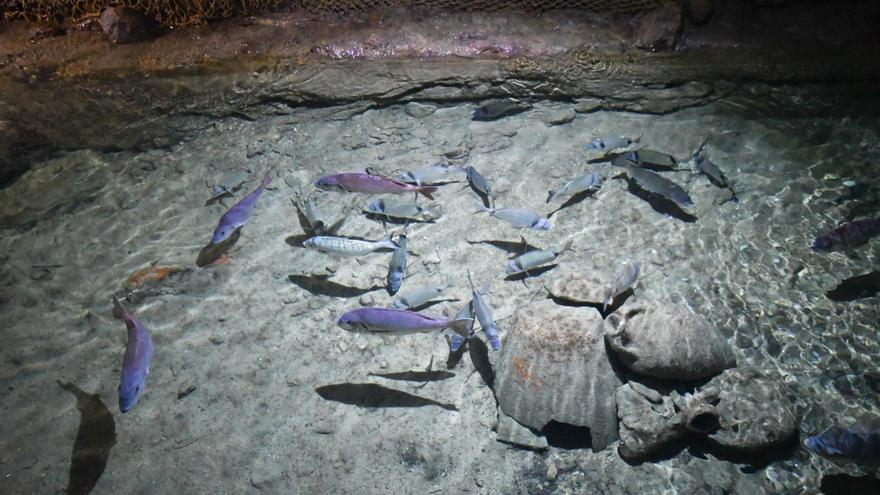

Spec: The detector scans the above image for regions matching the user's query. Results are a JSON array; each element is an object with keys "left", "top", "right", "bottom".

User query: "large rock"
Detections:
[
  {"left": 604, "top": 300, "right": 736, "bottom": 380},
  {"left": 100, "top": 7, "right": 158, "bottom": 44},
  {"left": 633, "top": 1, "right": 683, "bottom": 51},
  {"left": 707, "top": 367, "right": 798, "bottom": 450},
  {"left": 494, "top": 300, "right": 622, "bottom": 451}
]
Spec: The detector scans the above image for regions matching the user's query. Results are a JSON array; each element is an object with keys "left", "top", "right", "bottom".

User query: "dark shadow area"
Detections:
[
  {"left": 624, "top": 179, "right": 697, "bottom": 223},
  {"left": 821, "top": 473, "right": 880, "bottom": 495},
  {"left": 688, "top": 432, "right": 801, "bottom": 472},
  {"left": 58, "top": 381, "right": 117, "bottom": 495},
  {"left": 284, "top": 234, "right": 312, "bottom": 248},
  {"left": 315, "top": 383, "right": 457, "bottom": 411},
  {"left": 468, "top": 338, "right": 495, "bottom": 388},
  {"left": 542, "top": 421, "right": 592, "bottom": 450},
  {"left": 446, "top": 337, "right": 468, "bottom": 369},
  {"left": 546, "top": 289, "right": 633, "bottom": 319},
  {"left": 287, "top": 274, "right": 382, "bottom": 298},
  {"left": 471, "top": 100, "right": 532, "bottom": 121},
  {"left": 407, "top": 298, "right": 460, "bottom": 312},
  {"left": 466, "top": 239, "right": 540, "bottom": 257},
  {"left": 548, "top": 189, "right": 598, "bottom": 218},
  {"left": 826, "top": 271, "right": 880, "bottom": 301},
  {"left": 195, "top": 227, "right": 241, "bottom": 267},
  {"left": 504, "top": 264, "right": 558, "bottom": 282},
  {"left": 368, "top": 370, "right": 455, "bottom": 382}
]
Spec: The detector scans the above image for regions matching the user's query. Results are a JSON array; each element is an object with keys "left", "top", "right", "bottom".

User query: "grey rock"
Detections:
[
  {"left": 541, "top": 108, "right": 576, "bottom": 126},
  {"left": 496, "top": 409, "right": 548, "bottom": 450},
  {"left": 633, "top": 1, "right": 683, "bottom": 52},
  {"left": 574, "top": 98, "right": 603, "bottom": 113},
  {"left": 685, "top": 0, "right": 715, "bottom": 25},
  {"left": 544, "top": 263, "right": 609, "bottom": 305},
  {"left": 494, "top": 300, "right": 621, "bottom": 451},
  {"left": 616, "top": 382, "right": 685, "bottom": 461},
  {"left": 707, "top": 368, "right": 798, "bottom": 450},
  {"left": 604, "top": 300, "right": 736, "bottom": 380},
  {"left": 404, "top": 102, "right": 437, "bottom": 118},
  {"left": 100, "top": 7, "right": 158, "bottom": 45}
]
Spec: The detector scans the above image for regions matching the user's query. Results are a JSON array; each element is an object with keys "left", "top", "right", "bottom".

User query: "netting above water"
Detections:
[{"left": 5, "top": 0, "right": 667, "bottom": 26}]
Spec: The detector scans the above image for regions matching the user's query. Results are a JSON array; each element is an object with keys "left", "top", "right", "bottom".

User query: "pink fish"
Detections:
[
  {"left": 314, "top": 172, "right": 437, "bottom": 200},
  {"left": 211, "top": 171, "right": 273, "bottom": 244},
  {"left": 112, "top": 297, "right": 154, "bottom": 413}
]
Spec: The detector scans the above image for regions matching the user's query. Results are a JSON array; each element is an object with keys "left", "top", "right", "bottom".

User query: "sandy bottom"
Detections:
[{"left": 1, "top": 91, "right": 879, "bottom": 494}]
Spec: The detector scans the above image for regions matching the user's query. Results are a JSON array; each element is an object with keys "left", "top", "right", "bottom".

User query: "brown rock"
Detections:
[
  {"left": 100, "top": 7, "right": 158, "bottom": 44},
  {"left": 633, "top": 1, "right": 683, "bottom": 52}
]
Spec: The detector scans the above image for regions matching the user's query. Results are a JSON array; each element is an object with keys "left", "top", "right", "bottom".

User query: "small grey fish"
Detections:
[
  {"left": 506, "top": 240, "right": 574, "bottom": 275},
  {"left": 304, "top": 234, "right": 398, "bottom": 257},
  {"left": 465, "top": 166, "right": 496, "bottom": 199},
  {"left": 449, "top": 300, "right": 475, "bottom": 352},
  {"left": 692, "top": 141, "right": 730, "bottom": 189},
  {"left": 625, "top": 149, "right": 678, "bottom": 170},
  {"left": 468, "top": 272, "right": 500, "bottom": 351},
  {"left": 625, "top": 165, "right": 694, "bottom": 209},
  {"left": 475, "top": 203, "right": 551, "bottom": 230},
  {"left": 209, "top": 170, "right": 249, "bottom": 200},
  {"left": 398, "top": 164, "right": 465, "bottom": 186},
  {"left": 585, "top": 135, "right": 638, "bottom": 152},
  {"left": 364, "top": 199, "right": 441, "bottom": 222},
  {"left": 547, "top": 171, "right": 605, "bottom": 203},
  {"left": 392, "top": 284, "right": 449, "bottom": 309},
  {"left": 387, "top": 232, "right": 408, "bottom": 295},
  {"left": 602, "top": 261, "right": 640, "bottom": 310}
]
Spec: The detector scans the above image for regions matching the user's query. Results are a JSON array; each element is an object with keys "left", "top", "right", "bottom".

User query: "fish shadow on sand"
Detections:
[
  {"left": 196, "top": 227, "right": 242, "bottom": 267},
  {"left": 285, "top": 234, "right": 313, "bottom": 248},
  {"left": 504, "top": 264, "right": 558, "bottom": 283},
  {"left": 288, "top": 274, "right": 382, "bottom": 298},
  {"left": 548, "top": 190, "right": 598, "bottom": 218},
  {"left": 466, "top": 239, "right": 541, "bottom": 258},
  {"left": 546, "top": 289, "right": 634, "bottom": 318},
  {"left": 624, "top": 180, "right": 697, "bottom": 223},
  {"left": 315, "top": 383, "right": 457, "bottom": 411},
  {"left": 826, "top": 271, "right": 880, "bottom": 302},
  {"left": 407, "top": 298, "right": 460, "bottom": 312},
  {"left": 468, "top": 338, "right": 495, "bottom": 388},
  {"left": 368, "top": 370, "right": 455, "bottom": 382},
  {"left": 58, "top": 381, "right": 116, "bottom": 495}
]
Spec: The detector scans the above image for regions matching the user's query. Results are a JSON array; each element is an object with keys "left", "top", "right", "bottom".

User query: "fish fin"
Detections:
[
  {"left": 112, "top": 296, "right": 126, "bottom": 320},
  {"left": 546, "top": 189, "right": 558, "bottom": 203},
  {"left": 418, "top": 187, "right": 438, "bottom": 200},
  {"left": 601, "top": 288, "right": 613, "bottom": 312},
  {"left": 260, "top": 170, "right": 274, "bottom": 189},
  {"left": 448, "top": 318, "right": 475, "bottom": 338},
  {"left": 473, "top": 202, "right": 491, "bottom": 214}
]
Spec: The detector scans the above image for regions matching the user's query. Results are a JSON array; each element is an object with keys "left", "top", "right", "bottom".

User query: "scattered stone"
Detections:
[
  {"left": 494, "top": 300, "right": 621, "bottom": 451},
  {"left": 541, "top": 108, "right": 576, "bottom": 126},
  {"left": 209, "top": 335, "right": 225, "bottom": 345},
  {"left": 546, "top": 460, "right": 558, "bottom": 481},
  {"left": 404, "top": 102, "right": 437, "bottom": 118},
  {"left": 633, "top": 1, "right": 683, "bottom": 51},
  {"left": 685, "top": 0, "right": 715, "bottom": 25},
  {"left": 604, "top": 300, "right": 736, "bottom": 380},
  {"left": 616, "top": 381, "right": 685, "bottom": 461},
  {"left": 707, "top": 368, "right": 798, "bottom": 451},
  {"left": 574, "top": 98, "right": 603, "bottom": 113},
  {"left": 100, "top": 7, "right": 158, "bottom": 44},
  {"left": 496, "top": 409, "right": 548, "bottom": 450},
  {"left": 358, "top": 294, "right": 374, "bottom": 306},
  {"left": 544, "top": 263, "right": 609, "bottom": 305}
]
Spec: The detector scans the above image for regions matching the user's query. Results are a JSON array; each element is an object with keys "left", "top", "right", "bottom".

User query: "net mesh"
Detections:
[{"left": 3, "top": 0, "right": 667, "bottom": 26}]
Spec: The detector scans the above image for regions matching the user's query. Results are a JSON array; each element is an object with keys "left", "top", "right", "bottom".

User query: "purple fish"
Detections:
[
  {"left": 812, "top": 218, "right": 880, "bottom": 251},
  {"left": 112, "top": 297, "right": 154, "bottom": 413},
  {"left": 806, "top": 426, "right": 880, "bottom": 459},
  {"left": 314, "top": 172, "right": 438, "bottom": 200},
  {"left": 211, "top": 171, "right": 273, "bottom": 244},
  {"left": 337, "top": 307, "right": 472, "bottom": 337}
]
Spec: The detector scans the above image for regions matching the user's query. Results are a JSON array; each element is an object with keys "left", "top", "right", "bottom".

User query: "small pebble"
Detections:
[
  {"left": 546, "top": 461, "right": 558, "bottom": 481},
  {"left": 359, "top": 294, "right": 374, "bottom": 306}
]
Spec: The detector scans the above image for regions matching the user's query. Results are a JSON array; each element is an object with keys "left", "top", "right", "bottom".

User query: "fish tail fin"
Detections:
[
  {"left": 260, "top": 170, "right": 274, "bottom": 189},
  {"left": 601, "top": 288, "right": 613, "bottom": 312},
  {"left": 448, "top": 318, "right": 474, "bottom": 338},
  {"left": 473, "top": 202, "right": 491, "bottom": 214},
  {"left": 112, "top": 296, "right": 126, "bottom": 320},
  {"left": 562, "top": 238, "right": 574, "bottom": 253},
  {"left": 546, "top": 189, "right": 558, "bottom": 203},
  {"left": 383, "top": 232, "right": 400, "bottom": 249},
  {"left": 418, "top": 187, "right": 438, "bottom": 200}
]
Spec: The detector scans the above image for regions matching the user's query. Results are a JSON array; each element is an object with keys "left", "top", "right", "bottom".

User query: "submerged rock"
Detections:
[
  {"left": 544, "top": 264, "right": 608, "bottom": 305},
  {"left": 541, "top": 108, "right": 576, "bottom": 126},
  {"left": 633, "top": 1, "right": 683, "bottom": 51},
  {"left": 404, "top": 102, "right": 437, "bottom": 118},
  {"left": 604, "top": 301, "right": 736, "bottom": 380},
  {"left": 494, "top": 300, "right": 621, "bottom": 451},
  {"left": 707, "top": 368, "right": 798, "bottom": 451},
  {"left": 100, "top": 7, "right": 158, "bottom": 44}
]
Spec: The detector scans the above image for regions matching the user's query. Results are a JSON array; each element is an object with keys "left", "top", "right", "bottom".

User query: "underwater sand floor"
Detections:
[{"left": 1, "top": 93, "right": 879, "bottom": 494}]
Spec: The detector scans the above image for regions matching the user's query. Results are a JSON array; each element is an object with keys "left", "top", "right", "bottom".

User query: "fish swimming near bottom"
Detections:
[
  {"left": 806, "top": 426, "right": 880, "bottom": 459},
  {"left": 468, "top": 272, "right": 501, "bottom": 351},
  {"left": 547, "top": 172, "right": 605, "bottom": 203},
  {"left": 475, "top": 204, "right": 551, "bottom": 230},
  {"left": 449, "top": 300, "right": 476, "bottom": 352},
  {"left": 314, "top": 172, "right": 438, "bottom": 199},
  {"left": 304, "top": 234, "right": 398, "bottom": 257},
  {"left": 472, "top": 100, "right": 532, "bottom": 121},
  {"left": 392, "top": 284, "right": 449, "bottom": 310},
  {"left": 812, "top": 218, "right": 880, "bottom": 251},
  {"left": 585, "top": 135, "right": 638, "bottom": 153},
  {"left": 112, "top": 297, "right": 154, "bottom": 413},
  {"left": 692, "top": 142, "right": 730, "bottom": 189},
  {"left": 602, "top": 261, "right": 640, "bottom": 311},
  {"left": 210, "top": 171, "right": 273, "bottom": 244},
  {"left": 615, "top": 149, "right": 678, "bottom": 170},
  {"left": 337, "top": 307, "right": 472, "bottom": 337},
  {"left": 625, "top": 165, "right": 694, "bottom": 209},
  {"left": 506, "top": 240, "right": 574, "bottom": 275},
  {"left": 364, "top": 198, "right": 442, "bottom": 222},
  {"left": 386, "top": 232, "right": 408, "bottom": 295},
  {"left": 398, "top": 164, "right": 465, "bottom": 186},
  {"left": 465, "top": 166, "right": 497, "bottom": 200}
]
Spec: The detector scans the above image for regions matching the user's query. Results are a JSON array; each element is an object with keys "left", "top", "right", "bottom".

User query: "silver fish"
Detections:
[
  {"left": 209, "top": 170, "right": 249, "bottom": 200},
  {"left": 387, "top": 233, "right": 408, "bottom": 295},
  {"left": 693, "top": 141, "right": 730, "bottom": 189},
  {"left": 585, "top": 135, "right": 638, "bottom": 152},
  {"left": 392, "top": 284, "right": 449, "bottom": 309},
  {"left": 398, "top": 164, "right": 464, "bottom": 186},
  {"left": 364, "top": 198, "right": 441, "bottom": 222},
  {"left": 505, "top": 240, "right": 573, "bottom": 275},
  {"left": 465, "top": 166, "right": 496, "bottom": 199},
  {"left": 304, "top": 234, "right": 398, "bottom": 257},
  {"left": 449, "top": 300, "right": 475, "bottom": 352},
  {"left": 625, "top": 165, "right": 694, "bottom": 208},
  {"left": 602, "top": 261, "right": 640, "bottom": 310},
  {"left": 475, "top": 203, "right": 551, "bottom": 230},
  {"left": 547, "top": 171, "right": 605, "bottom": 203},
  {"left": 468, "top": 272, "right": 500, "bottom": 351}
]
